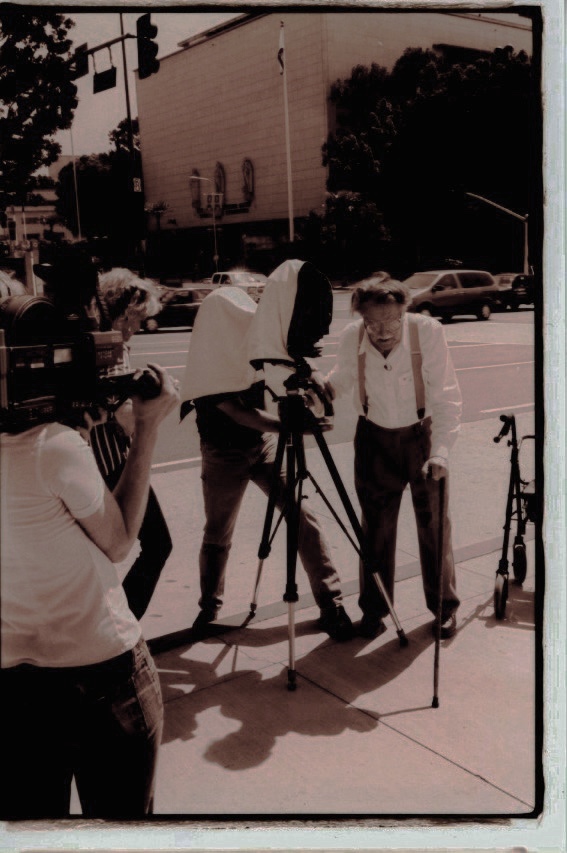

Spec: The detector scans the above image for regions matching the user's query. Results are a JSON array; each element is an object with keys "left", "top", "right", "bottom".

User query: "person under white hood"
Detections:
[
  {"left": 248, "top": 258, "right": 333, "bottom": 408},
  {"left": 180, "top": 277, "right": 353, "bottom": 641}
]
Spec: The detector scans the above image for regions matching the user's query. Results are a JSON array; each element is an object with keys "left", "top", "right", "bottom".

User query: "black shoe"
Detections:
[
  {"left": 318, "top": 605, "right": 354, "bottom": 642},
  {"left": 358, "top": 613, "right": 387, "bottom": 639},
  {"left": 432, "top": 613, "right": 457, "bottom": 639},
  {"left": 192, "top": 609, "right": 218, "bottom": 634}
]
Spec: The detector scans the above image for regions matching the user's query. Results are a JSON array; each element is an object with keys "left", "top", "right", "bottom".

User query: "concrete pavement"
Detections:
[{"left": 134, "top": 408, "right": 539, "bottom": 820}]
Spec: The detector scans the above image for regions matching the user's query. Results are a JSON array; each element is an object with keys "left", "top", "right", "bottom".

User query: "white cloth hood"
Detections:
[
  {"left": 180, "top": 286, "right": 258, "bottom": 404},
  {"left": 247, "top": 259, "right": 304, "bottom": 367}
]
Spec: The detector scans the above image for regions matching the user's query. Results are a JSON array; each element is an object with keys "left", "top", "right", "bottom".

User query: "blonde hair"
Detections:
[{"left": 98, "top": 268, "right": 161, "bottom": 321}]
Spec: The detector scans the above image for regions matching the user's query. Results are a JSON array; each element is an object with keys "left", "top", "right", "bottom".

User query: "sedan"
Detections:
[
  {"left": 493, "top": 273, "right": 535, "bottom": 310},
  {"left": 142, "top": 284, "right": 214, "bottom": 331}
]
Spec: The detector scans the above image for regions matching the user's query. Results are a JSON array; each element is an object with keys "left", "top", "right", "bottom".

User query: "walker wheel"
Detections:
[
  {"left": 494, "top": 573, "right": 508, "bottom": 619},
  {"left": 512, "top": 542, "right": 527, "bottom": 584}
]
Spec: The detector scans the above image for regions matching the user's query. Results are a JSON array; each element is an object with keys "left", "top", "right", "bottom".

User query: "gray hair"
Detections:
[
  {"left": 351, "top": 272, "right": 411, "bottom": 313},
  {"left": 98, "top": 268, "right": 161, "bottom": 322}
]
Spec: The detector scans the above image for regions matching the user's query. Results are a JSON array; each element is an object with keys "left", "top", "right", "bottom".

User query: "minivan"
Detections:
[{"left": 404, "top": 269, "right": 499, "bottom": 321}]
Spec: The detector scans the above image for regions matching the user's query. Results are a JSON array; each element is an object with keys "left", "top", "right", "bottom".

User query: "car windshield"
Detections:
[{"left": 404, "top": 273, "right": 438, "bottom": 290}]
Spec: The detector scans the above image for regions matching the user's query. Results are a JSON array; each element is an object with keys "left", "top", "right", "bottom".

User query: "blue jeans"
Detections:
[
  {"left": 0, "top": 638, "right": 163, "bottom": 819},
  {"left": 199, "top": 435, "right": 344, "bottom": 614}
]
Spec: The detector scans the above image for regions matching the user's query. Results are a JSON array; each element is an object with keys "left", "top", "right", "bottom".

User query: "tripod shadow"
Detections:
[{"left": 157, "top": 621, "right": 431, "bottom": 771}]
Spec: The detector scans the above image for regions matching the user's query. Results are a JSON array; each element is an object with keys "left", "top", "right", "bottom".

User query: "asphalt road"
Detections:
[{"left": 130, "top": 293, "right": 535, "bottom": 469}]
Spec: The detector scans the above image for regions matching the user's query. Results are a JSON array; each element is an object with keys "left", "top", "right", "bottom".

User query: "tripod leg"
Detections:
[
  {"left": 432, "top": 476, "right": 446, "bottom": 708},
  {"left": 285, "top": 433, "right": 301, "bottom": 691},
  {"left": 311, "top": 425, "right": 408, "bottom": 647},
  {"left": 249, "top": 428, "right": 288, "bottom": 618}
]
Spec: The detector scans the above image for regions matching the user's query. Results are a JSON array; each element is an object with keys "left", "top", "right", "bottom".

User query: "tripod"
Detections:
[{"left": 248, "top": 365, "right": 408, "bottom": 691}]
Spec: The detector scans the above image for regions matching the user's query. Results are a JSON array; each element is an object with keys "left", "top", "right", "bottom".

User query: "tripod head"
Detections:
[{"left": 252, "top": 355, "right": 334, "bottom": 431}]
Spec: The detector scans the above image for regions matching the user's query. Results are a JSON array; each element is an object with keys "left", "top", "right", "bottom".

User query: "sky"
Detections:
[{"left": 56, "top": 11, "right": 241, "bottom": 156}]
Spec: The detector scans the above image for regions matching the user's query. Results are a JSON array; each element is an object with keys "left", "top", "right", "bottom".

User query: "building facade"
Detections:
[{"left": 136, "top": 10, "right": 532, "bottom": 274}]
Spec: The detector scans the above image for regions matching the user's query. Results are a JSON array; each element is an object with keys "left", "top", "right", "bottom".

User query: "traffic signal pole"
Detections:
[{"left": 69, "top": 14, "right": 160, "bottom": 272}]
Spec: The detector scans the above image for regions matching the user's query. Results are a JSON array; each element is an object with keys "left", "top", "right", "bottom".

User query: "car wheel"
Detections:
[
  {"left": 477, "top": 302, "right": 491, "bottom": 321},
  {"left": 418, "top": 306, "right": 433, "bottom": 317},
  {"left": 144, "top": 317, "right": 159, "bottom": 333}
]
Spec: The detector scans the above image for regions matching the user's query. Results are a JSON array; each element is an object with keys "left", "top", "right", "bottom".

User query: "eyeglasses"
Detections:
[{"left": 364, "top": 318, "right": 403, "bottom": 334}]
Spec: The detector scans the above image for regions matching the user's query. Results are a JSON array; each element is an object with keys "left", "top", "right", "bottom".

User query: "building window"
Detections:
[
  {"left": 214, "top": 162, "right": 226, "bottom": 199},
  {"left": 242, "top": 159, "right": 255, "bottom": 203}
]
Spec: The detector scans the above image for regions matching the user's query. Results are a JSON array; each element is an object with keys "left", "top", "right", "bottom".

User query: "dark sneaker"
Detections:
[
  {"left": 318, "top": 605, "right": 354, "bottom": 641},
  {"left": 432, "top": 613, "right": 457, "bottom": 639},
  {"left": 358, "top": 613, "right": 387, "bottom": 639},
  {"left": 192, "top": 609, "right": 218, "bottom": 633}
]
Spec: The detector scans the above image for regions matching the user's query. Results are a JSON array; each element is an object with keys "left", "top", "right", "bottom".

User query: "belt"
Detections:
[
  {"left": 2, "top": 637, "right": 145, "bottom": 680},
  {"left": 358, "top": 415, "right": 431, "bottom": 436}
]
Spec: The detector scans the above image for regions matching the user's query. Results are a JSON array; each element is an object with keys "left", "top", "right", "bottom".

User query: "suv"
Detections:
[
  {"left": 494, "top": 273, "right": 535, "bottom": 310},
  {"left": 404, "top": 269, "right": 499, "bottom": 321}
]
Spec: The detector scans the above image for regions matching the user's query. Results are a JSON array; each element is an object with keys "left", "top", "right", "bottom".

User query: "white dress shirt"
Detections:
[{"left": 328, "top": 314, "right": 462, "bottom": 460}]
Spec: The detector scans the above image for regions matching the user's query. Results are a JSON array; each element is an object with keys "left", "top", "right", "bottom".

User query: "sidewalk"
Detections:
[{"left": 136, "top": 410, "right": 539, "bottom": 819}]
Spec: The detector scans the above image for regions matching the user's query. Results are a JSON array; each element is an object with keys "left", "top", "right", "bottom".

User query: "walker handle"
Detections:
[{"left": 494, "top": 414, "right": 514, "bottom": 443}]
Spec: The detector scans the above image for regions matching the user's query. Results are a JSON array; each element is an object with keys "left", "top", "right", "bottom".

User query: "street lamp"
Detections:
[
  {"left": 465, "top": 192, "right": 529, "bottom": 275},
  {"left": 189, "top": 175, "right": 219, "bottom": 272}
]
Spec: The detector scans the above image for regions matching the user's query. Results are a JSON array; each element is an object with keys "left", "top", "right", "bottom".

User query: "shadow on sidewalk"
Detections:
[{"left": 157, "top": 622, "right": 435, "bottom": 771}]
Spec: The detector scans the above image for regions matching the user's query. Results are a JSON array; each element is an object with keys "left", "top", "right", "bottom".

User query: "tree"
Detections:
[
  {"left": 0, "top": 10, "right": 78, "bottom": 209},
  {"left": 109, "top": 116, "right": 140, "bottom": 155},
  {"left": 320, "top": 45, "right": 535, "bottom": 272}
]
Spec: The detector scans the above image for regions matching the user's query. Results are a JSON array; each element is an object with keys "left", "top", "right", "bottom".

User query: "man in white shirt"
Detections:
[{"left": 326, "top": 274, "right": 462, "bottom": 639}]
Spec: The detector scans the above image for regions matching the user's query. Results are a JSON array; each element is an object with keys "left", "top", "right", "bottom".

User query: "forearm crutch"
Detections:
[{"left": 432, "top": 475, "right": 446, "bottom": 709}]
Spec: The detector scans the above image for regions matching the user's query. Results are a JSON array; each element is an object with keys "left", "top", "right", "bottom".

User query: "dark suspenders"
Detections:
[{"left": 358, "top": 316, "right": 425, "bottom": 421}]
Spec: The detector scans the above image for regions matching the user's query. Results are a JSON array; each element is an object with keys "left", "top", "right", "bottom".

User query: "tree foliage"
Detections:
[
  {"left": 0, "top": 10, "right": 78, "bottom": 208},
  {"left": 109, "top": 116, "right": 140, "bottom": 155},
  {"left": 318, "top": 45, "right": 535, "bottom": 273},
  {"left": 55, "top": 141, "right": 144, "bottom": 266}
]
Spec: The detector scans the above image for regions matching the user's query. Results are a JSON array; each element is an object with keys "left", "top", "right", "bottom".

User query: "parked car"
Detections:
[
  {"left": 142, "top": 284, "right": 213, "bottom": 331},
  {"left": 493, "top": 273, "right": 535, "bottom": 310},
  {"left": 404, "top": 269, "right": 499, "bottom": 321},
  {"left": 211, "top": 271, "right": 267, "bottom": 302}
]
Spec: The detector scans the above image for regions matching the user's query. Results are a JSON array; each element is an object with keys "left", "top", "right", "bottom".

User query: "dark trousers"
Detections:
[
  {"left": 105, "top": 463, "right": 172, "bottom": 620},
  {"left": 123, "top": 487, "right": 173, "bottom": 620},
  {"left": 0, "top": 638, "right": 163, "bottom": 820},
  {"left": 198, "top": 436, "right": 343, "bottom": 614},
  {"left": 354, "top": 416, "right": 460, "bottom": 621}
]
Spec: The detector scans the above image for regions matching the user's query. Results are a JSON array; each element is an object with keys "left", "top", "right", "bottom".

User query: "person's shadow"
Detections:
[{"left": 156, "top": 618, "right": 434, "bottom": 771}]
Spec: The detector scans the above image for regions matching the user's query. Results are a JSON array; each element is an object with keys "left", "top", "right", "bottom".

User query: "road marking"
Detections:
[
  {"left": 455, "top": 360, "right": 533, "bottom": 371},
  {"left": 152, "top": 455, "right": 202, "bottom": 469},
  {"left": 481, "top": 403, "right": 534, "bottom": 413}
]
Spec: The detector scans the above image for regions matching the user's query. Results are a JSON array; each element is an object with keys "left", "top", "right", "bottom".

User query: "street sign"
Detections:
[{"left": 93, "top": 66, "right": 117, "bottom": 93}]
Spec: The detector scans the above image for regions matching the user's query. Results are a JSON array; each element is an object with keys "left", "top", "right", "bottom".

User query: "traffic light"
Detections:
[
  {"left": 71, "top": 43, "right": 89, "bottom": 79},
  {"left": 7, "top": 219, "right": 16, "bottom": 241},
  {"left": 136, "top": 14, "right": 159, "bottom": 80}
]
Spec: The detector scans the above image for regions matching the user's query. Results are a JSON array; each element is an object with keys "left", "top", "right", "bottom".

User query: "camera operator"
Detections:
[
  {"left": 1, "top": 318, "right": 179, "bottom": 816},
  {"left": 180, "top": 262, "right": 353, "bottom": 641},
  {"left": 87, "top": 268, "right": 173, "bottom": 620},
  {"left": 325, "top": 274, "right": 461, "bottom": 639}
]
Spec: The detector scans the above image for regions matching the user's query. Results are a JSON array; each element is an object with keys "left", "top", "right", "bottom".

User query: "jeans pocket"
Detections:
[{"left": 110, "top": 647, "right": 163, "bottom": 739}]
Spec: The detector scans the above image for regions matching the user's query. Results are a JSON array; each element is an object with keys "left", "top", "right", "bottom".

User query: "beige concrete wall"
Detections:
[
  {"left": 136, "top": 11, "right": 532, "bottom": 233},
  {"left": 137, "top": 13, "right": 330, "bottom": 229}
]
